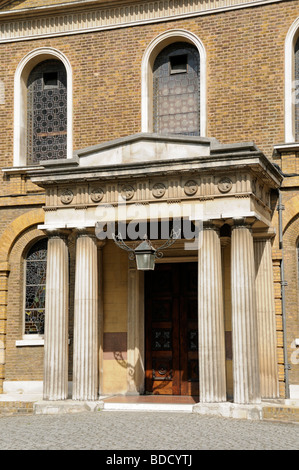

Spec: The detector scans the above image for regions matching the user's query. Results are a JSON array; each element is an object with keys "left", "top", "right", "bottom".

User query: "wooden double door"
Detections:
[{"left": 145, "top": 263, "right": 199, "bottom": 396}]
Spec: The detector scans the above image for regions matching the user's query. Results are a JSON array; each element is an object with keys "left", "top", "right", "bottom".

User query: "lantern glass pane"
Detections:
[{"left": 136, "top": 253, "right": 156, "bottom": 270}]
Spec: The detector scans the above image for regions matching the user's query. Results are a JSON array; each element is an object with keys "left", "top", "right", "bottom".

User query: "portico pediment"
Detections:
[
  {"left": 28, "top": 133, "right": 282, "bottom": 232},
  {"left": 74, "top": 133, "right": 214, "bottom": 168}
]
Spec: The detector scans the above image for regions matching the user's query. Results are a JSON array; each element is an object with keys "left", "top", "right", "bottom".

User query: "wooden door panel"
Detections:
[{"left": 145, "top": 263, "right": 198, "bottom": 396}]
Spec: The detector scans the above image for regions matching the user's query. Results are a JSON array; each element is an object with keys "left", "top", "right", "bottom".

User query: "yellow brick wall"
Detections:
[
  {"left": 0, "top": 0, "right": 79, "bottom": 10},
  {"left": 102, "top": 241, "right": 128, "bottom": 395},
  {"left": 5, "top": 228, "right": 45, "bottom": 382},
  {"left": 1, "top": 0, "right": 299, "bottom": 395},
  {"left": 1, "top": 2, "right": 299, "bottom": 174}
]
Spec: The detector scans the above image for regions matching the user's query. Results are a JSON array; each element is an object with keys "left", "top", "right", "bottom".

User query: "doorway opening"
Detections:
[{"left": 145, "top": 263, "right": 199, "bottom": 396}]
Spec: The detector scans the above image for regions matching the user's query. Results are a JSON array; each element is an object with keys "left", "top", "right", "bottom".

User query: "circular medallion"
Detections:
[
  {"left": 184, "top": 180, "right": 198, "bottom": 196},
  {"left": 121, "top": 185, "right": 135, "bottom": 201},
  {"left": 218, "top": 177, "right": 233, "bottom": 193},
  {"left": 90, "top": 188, "right": 104, "bottom": 203},
  {"left": 60, "top": 189, "right": 74, "bottom": 204},
  {"left": 152, "top": 183, "right": 166, "bottom": 198}
]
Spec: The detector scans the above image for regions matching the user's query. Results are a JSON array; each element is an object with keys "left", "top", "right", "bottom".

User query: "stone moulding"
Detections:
[
  {"left": 41, "top": 173, "right": 273, "bottom": 214},
  {"left": 0, "top": 0, "right": 283, "bottom": 44},
  {"left": 25, "top": 134, "right": 282, "bottom": 230}
]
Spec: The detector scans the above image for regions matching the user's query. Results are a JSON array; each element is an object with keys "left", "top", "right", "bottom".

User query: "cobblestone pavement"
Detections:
[{"left": 0, "top": 411, "right": 298, "bottom": 451}]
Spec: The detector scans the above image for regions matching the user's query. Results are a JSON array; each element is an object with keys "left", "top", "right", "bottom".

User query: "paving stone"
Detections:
[{"left": 0, "top": 411, "right": 298, "bottom": 450}]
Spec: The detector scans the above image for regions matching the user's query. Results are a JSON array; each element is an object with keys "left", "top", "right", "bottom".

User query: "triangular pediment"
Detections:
[
  {"left": 74, "top": 133, "right": 217, "bottom": 168},
  {"left": 36, "top": 133, "right": 282, "bottom": 191}
]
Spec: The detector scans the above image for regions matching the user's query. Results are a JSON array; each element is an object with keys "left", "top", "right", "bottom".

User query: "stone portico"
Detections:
[{"left": 28, "top": 133, "right": 282, "bottom": 405}]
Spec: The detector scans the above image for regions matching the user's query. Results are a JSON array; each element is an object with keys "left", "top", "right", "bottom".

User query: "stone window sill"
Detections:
[
  {"left": 16, "top": 338, "right": 44, "bottom": 347},
  {"left": 15, "top": 338, "right": 71, "bottom": 347}
]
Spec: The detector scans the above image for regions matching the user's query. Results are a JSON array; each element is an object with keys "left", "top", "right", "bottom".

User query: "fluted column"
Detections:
[
  {"left": 198, "top": 223, "right": 226, "bottom": 402},
  {"left": 127, "top": 260, "right": 144, "bottom": 394},
  {"left": 72, "top": 230, "right": 98, "bottom": 401},
  {"left": 43, "top": 231, "right": 69, "bottom": 401},
  {"left": 231, "top": 221, "right": 261, "bottom": 404},
  {"left": 254, "top": 238, "right": 279, "bottom": 398}
]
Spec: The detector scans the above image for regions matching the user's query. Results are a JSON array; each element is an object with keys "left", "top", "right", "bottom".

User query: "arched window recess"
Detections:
[
  {"left": 141, "top": 29, "right": 206, "bottom": 138},
  {"left": 13, "top": 48, "right": 73, "bottom": 167}
]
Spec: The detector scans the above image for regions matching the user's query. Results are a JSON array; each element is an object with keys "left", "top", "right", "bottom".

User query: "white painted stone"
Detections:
[
  {"left": 72, "top": 232, "right": 98, "bottom": 401},
  {"left": 254, "top": 239, "right": 279, "bottom": 399},
  {"left": 78, "top": 136, "right": 210, "bottom": 167},
  {"left": 290, "top": 385, "right": 299, "bottom": 399},
  {"left": 231, "top": 223, "right": 261, "bottom": 404},
  {"left": 43, "top": 233, "right": 69, "bottom": 401},
  {"left": 198, "top": 225, "right": 226, "bottom": 402},
  {"left": 3, "top": 380, "right": 43, "bottom": 395}
]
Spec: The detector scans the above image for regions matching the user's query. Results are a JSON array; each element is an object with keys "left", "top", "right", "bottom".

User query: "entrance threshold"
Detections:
[{"left": 102, "top": 395, "right": 199, "bottom": 412}]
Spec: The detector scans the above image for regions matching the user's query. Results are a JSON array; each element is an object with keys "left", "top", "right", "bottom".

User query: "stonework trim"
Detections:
[
  {"left": 285, "top": 15, "right": 299, "bottom": 143},
  {"left": 0, "top": 208, "right": 45, "bottom": 263},
  {"left": 0, "top": 0, "right": 284, "bottom": 44},
  {"left": 141, "top": 29, "right": 207, "bottom": 137},
  {"left": 13, "top": 47, "right": 73, "bottom": 167}
]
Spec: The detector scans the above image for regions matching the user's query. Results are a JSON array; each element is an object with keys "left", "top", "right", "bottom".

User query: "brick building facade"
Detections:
[{"left": 0, "top": 0, "right": 298, "bottom": 405}]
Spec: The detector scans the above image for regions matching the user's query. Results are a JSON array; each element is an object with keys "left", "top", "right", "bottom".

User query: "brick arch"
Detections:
[
  {"left": 282, "top": 195, "right": 299, "bottom": 234},
  {"left": 0, "top": 209, "right": 44, "bottom": 264}
]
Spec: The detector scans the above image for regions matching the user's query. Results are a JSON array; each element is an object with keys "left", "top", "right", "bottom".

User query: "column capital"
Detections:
[
  {"left": 44, "top": 228, "right": 70, "bottom": 240},
  {"left": 231, "top": 218, "right": 253, "bottom": 231},
  {"left": 73, "top": 227, "right": 97, "bottom": 239},
  {"left": 202, "top": 220, "right": 220, "bottom": 233}
]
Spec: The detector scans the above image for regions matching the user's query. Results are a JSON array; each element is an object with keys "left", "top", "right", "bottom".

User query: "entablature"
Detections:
[
  {"left": 26, "top": 133, "right": 282, "bottom": 231},
  {"left": 0, "top": 0, "right": 284, "bottom": 44}
]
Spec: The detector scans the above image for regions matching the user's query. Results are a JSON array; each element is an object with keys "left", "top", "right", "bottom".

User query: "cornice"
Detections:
[{"left": 0, "top": 0, "right": 284, "bottom": 43}]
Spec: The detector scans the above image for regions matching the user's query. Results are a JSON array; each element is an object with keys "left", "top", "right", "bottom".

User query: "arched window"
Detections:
[
  {"left": 14, "top": 48, "right": 73, "bottom": 167},
  {"left": 24, "top": 238, "right": 47, "bottom": 336},
  {"left": 27, "top": 60, "right": 67, "bottom": 165},
  {"left": 295, "top": 37, "right": 299, "bottom": 141},
  {"left": 141, "top": 30, "right": 206, "bottom": 137},
  {"left": 153, "top": 42, "right": 200, "bottom": 136}
]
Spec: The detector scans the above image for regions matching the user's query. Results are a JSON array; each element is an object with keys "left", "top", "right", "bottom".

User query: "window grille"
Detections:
[
  {"left": 153, "top": 43, "right": 200, "bottom": 136},
  {"left": 24, "top": 239, "right": 47, "bottom": 335},
  {"left": 27, "top": 60, "right": 67, "bottom": 165}
]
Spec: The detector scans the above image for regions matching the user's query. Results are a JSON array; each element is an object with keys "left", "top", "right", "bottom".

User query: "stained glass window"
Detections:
[
  {"left": 27, "top": 59, "right": 67, "bottom": 165},
  {"left": 24, "top": 239, "right": 47, "bottom": 335},
  {"left": 153, "top": 43, "right": 200, "bottom": 136}
]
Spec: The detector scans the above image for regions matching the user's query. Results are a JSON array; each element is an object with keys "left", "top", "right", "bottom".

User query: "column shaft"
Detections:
[
  {"left": 254, "top": 239, "right": 279, "bottom": 398},
  {"left": 198, "top": 225, "right": 226, "bottom": 402},
  {"left": 43, "top": 234, "right": 69, "bottom": 400},
  {"left": 231, "top": 224, "right": 261, "bottom": 404},
  {"left": 127, "top": 261, "right": 144, "bottom": 394},
  {"left": 73, "top": 232, "right": 98, "bottom": 401}
]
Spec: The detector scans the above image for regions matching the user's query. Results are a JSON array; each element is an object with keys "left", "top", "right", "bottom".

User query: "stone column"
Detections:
[
  {"left": 231, "top": 221, "right": 261, "bottom": 404},
  {"left": 254, "top": 238, "right": 279, "bottom": 398},
  {"left": 43, "top": 231, "right": 69, "bottom": 401},
  {"left": 198, "top": 223, "right": 226, "bottom": 402},
  {"left": 127, "top": 260, "right": 145, "bottom": 394},
  {"left": 72, "top": 230, "right": 98, "bottom": 401}
]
